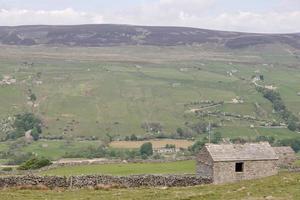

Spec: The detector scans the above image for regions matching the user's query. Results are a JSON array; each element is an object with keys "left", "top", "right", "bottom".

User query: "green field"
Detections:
[
  {"left": 215, "top": 127, "right": 300, "bottom": 140},
  {"left": 0, "top": 172, "right": 299, "bottom": 200},
  {"left": 0, "top": 140, "right": 102, "bottom": 161},
  {"left": 40, "top": 160, "right": 195, "bottom": 176}
]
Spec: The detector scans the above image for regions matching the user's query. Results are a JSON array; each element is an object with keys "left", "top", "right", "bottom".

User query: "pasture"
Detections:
[
  {"left": 0, "top": 172, "right": 299, "bottom": 200},
  {"left": 40, "top": 160, "right": 195, "bottom": 176},
  {"left": 0, "top": 140, "right": 102, "bottom": 161}
]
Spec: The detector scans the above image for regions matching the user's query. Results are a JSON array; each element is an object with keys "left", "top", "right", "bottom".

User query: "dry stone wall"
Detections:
[{"left": 0, "top": 175, "right": 211, "bottom": 189}]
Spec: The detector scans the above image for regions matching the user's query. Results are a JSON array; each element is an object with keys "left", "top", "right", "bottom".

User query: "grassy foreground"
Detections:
[
  {"left": 40, "top": 160, "right": 195, "bottom": 176},
  {"left": 0, "top": 172, "right": 299, "bottom": 200}
]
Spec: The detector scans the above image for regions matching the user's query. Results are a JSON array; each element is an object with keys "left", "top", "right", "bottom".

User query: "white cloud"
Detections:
[
  {"left": 102, "top": 0, "right": 300, "bottom": 33},
  {"left": 167, "top": 11, "right": 300, "bottom": 33},
  {"left": 0, "top": 8, "right": 103, "bottom": 26},
  {"left": 279, "top": 0, "right": 300, "bottom": 8}
]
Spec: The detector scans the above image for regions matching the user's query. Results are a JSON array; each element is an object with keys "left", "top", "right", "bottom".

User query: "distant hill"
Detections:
[{"left": 0, "top": 24, "right": 300, "bottom": 49}]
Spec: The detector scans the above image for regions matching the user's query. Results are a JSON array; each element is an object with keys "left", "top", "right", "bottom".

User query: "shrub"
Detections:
[
  {"left": 18, "top": 157, "right": 52, "bottom": 170},
  {"left": 140, "top": 142, "right": 153, "bottom": 157},
  {"left": 212, "top": 132, "right": 222, "bottom": 144},
  {"left": 287, "top": 121, "right": 297, "bottom": 131},
  {"left": 255, "top": 135, "right": 275, "bottom": 144},
  {"left": 165, "top": 144, "right": 176, "bottom": 149},
  {"left": 1, "top": 167, "right": 13, "bottom": 172}
]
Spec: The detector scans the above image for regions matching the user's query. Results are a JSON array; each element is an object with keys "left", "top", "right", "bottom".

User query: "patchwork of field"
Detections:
[
  {"left": 0, "top": 45, "right": 300, "bottom": 150},
  {"left": 0, "top": 172, "right": 299, "bottom": 200},
  {"left": 40, "top": 160, "right": 195, "bottom": 176},
  {"left": 109, "top": 139, "right": 193, "bottom": 149},
  {"left": 0, "top": 140, "right": 102, "bottom": 162}
]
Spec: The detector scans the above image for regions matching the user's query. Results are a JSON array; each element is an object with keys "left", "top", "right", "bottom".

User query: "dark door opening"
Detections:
[{"left": 235, "top": 162, "right": 244, "bottom": 172}]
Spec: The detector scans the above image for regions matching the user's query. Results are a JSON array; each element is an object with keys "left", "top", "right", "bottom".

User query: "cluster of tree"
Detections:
[
  {"left": 165, "top": 144, "right": 176, "bottom": 149},
  {"left": 255, "top": 135, "right": 275, "bottom": 144},
  {"left": 188, "top": 132, "right": 223, "bottom": 154},
  {"left": 124, "top": 134, "right": 138, "bottom": 141},
  {"left": 6, "top": 113, "right": 42, "bottom": 141},
  {"left": 277, "top": 138, "right": 300, "bottom": 152},
  {"left": 18, "top": 157, "right": 52, "bottom": 170},
  {"left": 63, "top": 143, "right": 154, "bottom": 160},
  {"left": 257, "top": 87, "right": 300, "bottom": 131},
  {"left": 1, "top": 152, "right": 34, "bottom": 165},
  {"left": 230, "top": 136, "right": 300, "bottom": 153},
  {"left": 187, "top": 121, "right": 208, "bottom": 135}
]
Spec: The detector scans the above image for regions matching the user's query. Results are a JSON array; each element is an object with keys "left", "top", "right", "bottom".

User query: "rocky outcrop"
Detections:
[{"left": 0, "top": 175, "right": 211, "bottom": 189}]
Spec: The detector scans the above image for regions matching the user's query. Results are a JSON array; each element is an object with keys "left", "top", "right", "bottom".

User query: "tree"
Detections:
[
  {"left": 288, "top": 120, "right": 297, "bottom": 131},
  {"left": 176, "top": 128, "right": 184, "bottom": 137},
  {"left": 259, "top": 75, "right": 264, "bottom": 81},
  {"left": 30, "top": 93, "right": 37, "bottom": 102},
  {"left": 140, "top": 142, "right": 153, "bottom": 157},
  {"left": 188, "top": 140, "right": 206, "bottom": 154},
  {"left": 6, "top": 113, "right": 42, "bottom": 140},
  {"left": 189, "top": 121, "right": 208, "bottom": 134},
  {"left": 212, "top": 132, "right": 222, "bottom": 144},
  {"left": 130, "top": 134, "right": 138, "bottom": 141}
]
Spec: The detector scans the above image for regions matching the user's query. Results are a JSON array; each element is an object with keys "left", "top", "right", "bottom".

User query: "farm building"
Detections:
[
  {"left": 273, "top": 146, "right": 296, "bottom": 167},
  {"left": 153, "top": 147, "right": 179, "bottom": 154},
  {"left": 196, "top": 142, "right": 278, "bottom": 184}
]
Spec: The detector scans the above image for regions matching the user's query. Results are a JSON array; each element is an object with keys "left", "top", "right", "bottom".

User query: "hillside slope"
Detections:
[{"left": 0, "top": 24, "right": 300, "bottom": 49}]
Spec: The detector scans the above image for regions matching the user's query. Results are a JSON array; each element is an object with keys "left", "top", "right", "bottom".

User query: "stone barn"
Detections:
[
  {"left": 196, "top": 142, "right": 278, "bottom": 184},
  {"left": 273, "top": 146, "right": 296, "bottom": 167}
]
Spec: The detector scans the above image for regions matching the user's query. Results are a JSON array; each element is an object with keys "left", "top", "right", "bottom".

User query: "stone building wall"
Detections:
[
  {"left": 213, "top": 160, "right": 278, "bottom": 184},
  {"left": 196, "top": 147, "right": 213, "bottom": 180}
]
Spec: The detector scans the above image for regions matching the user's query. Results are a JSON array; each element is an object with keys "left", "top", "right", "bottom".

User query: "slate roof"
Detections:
[{"left": 205, "top": 142, "right": 278, "bottom": 162}]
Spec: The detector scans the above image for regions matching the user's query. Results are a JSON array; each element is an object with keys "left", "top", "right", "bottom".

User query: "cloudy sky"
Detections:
[{"left": 0, "top": 0, "right": 299, "bottom": 33}]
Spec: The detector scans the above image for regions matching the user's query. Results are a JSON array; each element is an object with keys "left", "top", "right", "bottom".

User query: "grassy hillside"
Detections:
[
  {"left": 0, "top": 45, "right": 299, "bottom": 139},
  {"left": 0, "top": 172, "right": 299, "bottom": 200}
]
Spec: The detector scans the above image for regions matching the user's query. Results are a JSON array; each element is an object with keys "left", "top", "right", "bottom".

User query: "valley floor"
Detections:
[{"left": 0, "top": 172, "right": 299, "bottom": 200}]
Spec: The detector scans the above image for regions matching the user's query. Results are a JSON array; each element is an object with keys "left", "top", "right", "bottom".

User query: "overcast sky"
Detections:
[{"left": 0, "top": 0, "right": 300, "bottom": 33}]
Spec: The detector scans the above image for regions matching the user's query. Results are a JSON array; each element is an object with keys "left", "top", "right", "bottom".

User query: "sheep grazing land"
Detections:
[{"left": 40, "top": 160, "right": 196, "bottom": 176}]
